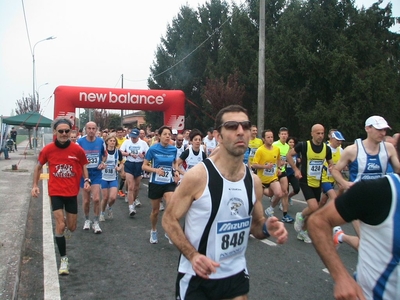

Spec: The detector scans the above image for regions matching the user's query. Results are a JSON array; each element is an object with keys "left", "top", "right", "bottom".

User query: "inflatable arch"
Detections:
[{"left": 53, "top": 86, "right": 185, "bottom": 130}]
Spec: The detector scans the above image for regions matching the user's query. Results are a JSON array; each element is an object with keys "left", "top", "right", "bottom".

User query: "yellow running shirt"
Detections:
[{"left": 253, "top": 145, "right": 280, "bottom": 184}]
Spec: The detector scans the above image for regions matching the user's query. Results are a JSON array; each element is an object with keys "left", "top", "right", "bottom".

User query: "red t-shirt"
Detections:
[{"left": 38, "top": 142, "right": 89, "bottom": 196}]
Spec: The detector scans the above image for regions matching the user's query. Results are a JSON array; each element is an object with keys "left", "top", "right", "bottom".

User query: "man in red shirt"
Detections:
[{"left": 31, "top": 118, "right": 90, "bottom": 275}]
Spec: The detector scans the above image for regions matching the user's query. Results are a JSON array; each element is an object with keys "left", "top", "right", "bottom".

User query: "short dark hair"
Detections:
[
  {"left": 215, "top": 105, "right": 248, "bottom": 132},
  {"left": 189, "top": 129, "right": 203, "bottom": 141},
  {"left": 158, "top": 125, "right": 172, "bottom": 135},
  {"left": 279, "top": 127, "right": 289, "bottom": 133},
  {"left": 261, "top": 129, "right": 273, "bottom": 139}
]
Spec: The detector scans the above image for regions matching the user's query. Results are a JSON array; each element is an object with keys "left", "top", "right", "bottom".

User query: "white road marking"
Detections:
[
  {"left": 250, "top": 234, "right": 277, "bottom": 246},
  {"left": 142, "top": 183, "right": 148, "bottom": 187},
  {"left": 42, "top": 168, "right": 61, "bottom": 299}
]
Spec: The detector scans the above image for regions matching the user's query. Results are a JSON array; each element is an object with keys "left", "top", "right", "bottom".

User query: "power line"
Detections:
[{"left": 21, "top": 0, "right": 33, "bottom": 56}]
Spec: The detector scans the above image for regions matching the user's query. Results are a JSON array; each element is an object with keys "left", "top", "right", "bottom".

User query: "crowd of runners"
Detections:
[{"left": 31, "top": 108, "right": 400, "bottom": 299}]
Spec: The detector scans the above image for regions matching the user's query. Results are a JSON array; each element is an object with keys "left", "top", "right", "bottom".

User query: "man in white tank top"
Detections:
[{"left": 163, "top": 105, "right": 287, "bottom": 300}]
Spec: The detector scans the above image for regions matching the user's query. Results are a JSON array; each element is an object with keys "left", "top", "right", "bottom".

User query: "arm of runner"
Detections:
[
  {"left": 142, "top": 158, "right": 164, "bottom": 176},
  {"left": 331, "top": 146, "right": 355, "bottom": 190},
  {"left": 250, "top": 175, "right": 288, "bottom": 244},
  {"left": 286, "top": 148, "right": 302, "bottom": 179},
  {"left": 308, "top": 201, "right": 366, "bottom": 300},
  {"left": 162, "top": 164, "right": 220, "bottom": 279},
  {"left": 31, "top": 163, "right": 44, "bottom": 197},
  {"left": 175, "top": 157, "right": 185, "bottom": 175}
]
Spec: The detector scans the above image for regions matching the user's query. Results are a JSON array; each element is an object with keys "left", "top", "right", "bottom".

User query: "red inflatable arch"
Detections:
[{"left": 53, "top": 85, "right": 185, "bottom": 130}]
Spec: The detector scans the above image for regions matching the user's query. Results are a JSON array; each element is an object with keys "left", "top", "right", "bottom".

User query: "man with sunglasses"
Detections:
[
  {"left": 32, "top": 118, "right": 90, "bottom": 275},
  {"left": 78, "top": 121, "right": 106, "bottom": 234},
  {"left": 163, "top": 105, "right": 287, "bottom": 300}
]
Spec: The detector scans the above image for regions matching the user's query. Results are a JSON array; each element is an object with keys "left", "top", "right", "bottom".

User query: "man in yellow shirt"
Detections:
[{"left": 252, "top": 130, "right": 284, "bottom": 218}]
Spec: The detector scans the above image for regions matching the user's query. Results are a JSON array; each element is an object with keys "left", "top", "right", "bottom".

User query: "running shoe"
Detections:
[
  {"left": 59, "top": 257, "right": 69, "bottom": 275},
  {"left": 107, "top": 208, "right": 113, "bottom": 219},
  {"left": 134, "top": 198, "right": 142, "bottom": 207},
  {"left": 83, "top": 220, "right": 91, "bottom": 230},
  {"left": 118, "top": 190, "right": 126, "bottom": 197},
  {"left": 99, "top": 214, "right": 105, "bottom": 222},
  {"left": 165, "top": 233, "right": 173, "bottom": 245},
  {"left": 129, "top": 205, "right": 136, "bottom": 217},
  {"left": 92, "top": 222, "right": 102, "bottom": 234},
  {"left": 125, "top": 192, "right": 128, "bottom": 203},
  {"left": 294, "top": 212, "right": 304, "bottom": 232},
  {"left": 297, "top": 230, "right": 312, "bottom": 243},
  {"left": 265, "top": 206, "right": 274, "bottom": 217},
  {"left": 150, "top": 230, "right": 158, "bottom": 244},
  {"left": 159, "top": 202, "right": 165, "bottom": 211},
  {"left": 279, "top": 202, "right": 283, "bottom": 211},
  {"left": 281, "top": 214, "right": 294, "bottom": 223},
  {"left": 333, "top": 226, "right": 344, "bottom": 249},
  {"left": 289, "top": 198, "right": 293, "bottom": 205}
]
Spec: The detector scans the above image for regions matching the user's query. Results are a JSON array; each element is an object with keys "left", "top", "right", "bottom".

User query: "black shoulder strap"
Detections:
[
  {"left": 244, "top": 165, "right": 254, "bottom": 215},
  {"left": 198, "top": 159, "right": 223, "bottom": 255}
]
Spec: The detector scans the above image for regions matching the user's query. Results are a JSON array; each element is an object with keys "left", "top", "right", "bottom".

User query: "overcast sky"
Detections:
[{"left": 0, "top": 0, "right": 398, "bottom": 119}]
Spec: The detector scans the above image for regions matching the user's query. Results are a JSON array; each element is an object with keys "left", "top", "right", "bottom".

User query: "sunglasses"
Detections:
[
  {"left": 57, "top": 129, "right": 70, "bottom": 134},
  {"left": 218, "top": 121, "right": 251, "bottom": 131}
]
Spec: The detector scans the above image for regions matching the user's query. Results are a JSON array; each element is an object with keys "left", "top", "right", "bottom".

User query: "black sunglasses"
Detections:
[
  {"left": 218, "top": 121, "right": 251, "bottom": 131},
  {"left": 57, "top": 129, "right": 70, "bottom": 134}
]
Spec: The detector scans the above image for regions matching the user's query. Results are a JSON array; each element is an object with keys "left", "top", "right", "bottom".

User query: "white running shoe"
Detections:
[
  {"left": 265, "top": 206, "right": 274, "bottom": 217},
  {"left": 333, "top": 226, "right": 344, "bottom": 249},
  {"left": 134, "top": 198, "right": 142, "bottom": 207},
  {"left": 150, "top": 230, "right": 158, "bottom": 244},
  {"left": 99, "top": 214, "right": 105, "bottom": 222},
  {"left": 64, "top": 228, "right": 72, "bottom": 240},
  {"left": 297, "top": 230, "right": 312, "bottom": 243},
  {"left": 294, "top": 212, "right": 304, "bottom": 232},
  {"left": 83, "top": 220, "right": 91, "bottom": 230},
  {"left": 159, "top": 202, "right": 165, "bottom": 211},
  {"left": 129, "top": 205, "right": 136, "bottom": 217},
  {"left": 279, "top": 202, "right": 283, "bottom": 211},
  {"left": 92, "top": 221, "right": 102, "bottom": 234},
  {"left": 59, "top": 257, "right": 69, "bottom": 275}
]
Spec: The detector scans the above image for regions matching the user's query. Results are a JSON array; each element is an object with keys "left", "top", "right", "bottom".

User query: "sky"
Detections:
[{"left": 0, "top": 0, "right": 398, "bottom": 120}]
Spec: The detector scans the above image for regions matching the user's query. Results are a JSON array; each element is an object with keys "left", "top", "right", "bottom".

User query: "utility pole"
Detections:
[
  {"left": 121, "top": 74, "right": 124, "bottom": 127},
  {"left": 257, "top": 0, "right": 266, "bottom": 134}
]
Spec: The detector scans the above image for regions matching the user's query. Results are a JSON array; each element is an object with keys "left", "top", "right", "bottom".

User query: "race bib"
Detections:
[
  {"left": 308, "top": 160, "right": 324, "bottom": 179},
  {"left": 263, "top": 164, "right": 277, "bottom": 176},
  {"left": 154, "top": 165, "right": 172, "bottom": 183},
  {"left": 87, "top": 153, "right": 99, "bottom": 168},
  {"left": 216, "top": 217, "right": 251, "bottom": 261},
  {"left": 249, "top": 148, "right": 257, "bottom": 158}
]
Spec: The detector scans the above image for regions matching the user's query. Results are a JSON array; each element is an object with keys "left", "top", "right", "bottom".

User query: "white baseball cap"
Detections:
[{"left": 365, "top": 116, "right": 391, "bottom": 130}]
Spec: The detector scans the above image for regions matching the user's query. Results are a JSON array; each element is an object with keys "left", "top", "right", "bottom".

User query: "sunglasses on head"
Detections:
[
  {"left": 57, "top": 129, "right": 70, "bottom": 134},
  {"left": 218, "top": 121, "right": 251, "bottom": 131}
]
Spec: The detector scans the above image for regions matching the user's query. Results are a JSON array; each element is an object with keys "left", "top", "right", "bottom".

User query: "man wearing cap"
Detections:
[
  {"left": 331, "top": 116, "right": 400, "bottom": 249},
  {"left": 320, "top": 131, "right": 345, "bottom": 208},
  {"left": 120, "top": 128, "right": 149, "bottom": 216}
]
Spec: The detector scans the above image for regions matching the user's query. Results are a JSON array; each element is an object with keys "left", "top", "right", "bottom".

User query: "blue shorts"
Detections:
[
  {"left": 124, "top": 161, "right": 143, "bottom": 178},
  {"left": 101, "top": 179, "right": 118, "bottom": 189},
  {"left": 80, "top": 169, "right": 102, "bottom": 187},
  {"left": 322, "top": 182, "right": 334, "bottom": 194}
]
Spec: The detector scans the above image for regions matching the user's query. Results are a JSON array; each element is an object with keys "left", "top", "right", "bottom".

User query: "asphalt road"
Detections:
[
  {"left": 17, "top": 134, "right": 358, "bottom": 299},
  {"left": 17, "top": 181, "right": 358, "bottom": 300}
]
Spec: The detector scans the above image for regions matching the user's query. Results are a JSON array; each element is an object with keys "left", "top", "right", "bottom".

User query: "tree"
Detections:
[{"left": 15, "top": 94, "right": 40, "bottom": 114}]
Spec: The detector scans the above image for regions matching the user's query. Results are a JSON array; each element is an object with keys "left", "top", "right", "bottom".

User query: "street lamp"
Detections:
[
  {"left": 36, "top": 82, "right": 49, "bottom": 105},
  {"left": 32, "top": 36, "right": 56, "bottom": 111}
]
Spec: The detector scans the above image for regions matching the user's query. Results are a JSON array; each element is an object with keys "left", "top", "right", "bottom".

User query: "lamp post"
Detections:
[
  {"left": 36, "top": 82, "right": 49, "bottom": 105},
  {"left": 32, "top": 36, "right": 56, "bottom": 111}
]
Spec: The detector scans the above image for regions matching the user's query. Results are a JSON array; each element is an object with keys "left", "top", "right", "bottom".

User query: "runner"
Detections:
[
  {"left": 286, "top": 137, "right": 300, "bottom": 205},
  {"left": 115, "top": 127, "right": 127, "bottom": 198},
  {"left": 286, "top": 124, "right": 333, "bottom": 243},
  {"left": 203, "top": 127, "right": 217, "bottom": 157},
  {"left": 77, "top": 121, "right": 106, "bottom": 234},
  {"left": 273, "top": 127, "right": 293, "bottom": 222},
  {"left": 176, "top": 129, "right": 207, "bottom": 176},
  {"left": 162, "top": 105, "right": 287, "bottom": 299},
  {"left": 142, "top": 126, "right": 180, "bottom": 244},
  {"left": 120, "top": 128, "right": 149, "bottom": 216},
  {"left": 248, "top": 125, "right": 263, "bottom": 172},
  {"left": 99, "top": 135, "right": 124, "bottom": 221},
  {"left": 31, "top": 118, "right": 90, "bottom": 275}
]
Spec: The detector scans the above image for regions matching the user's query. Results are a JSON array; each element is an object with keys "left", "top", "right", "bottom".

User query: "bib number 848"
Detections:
[{"left": 221, "top": 231, "right": 245, "bottom": 250}]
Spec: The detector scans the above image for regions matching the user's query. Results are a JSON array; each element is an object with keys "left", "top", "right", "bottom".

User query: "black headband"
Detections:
[{"left": 53, "top": 118, "right": 72, "bottom": 130}]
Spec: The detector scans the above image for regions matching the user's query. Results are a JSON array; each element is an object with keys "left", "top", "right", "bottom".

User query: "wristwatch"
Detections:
[{"left": 84, "top": 178, "right": 91, "bottom": 185}]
